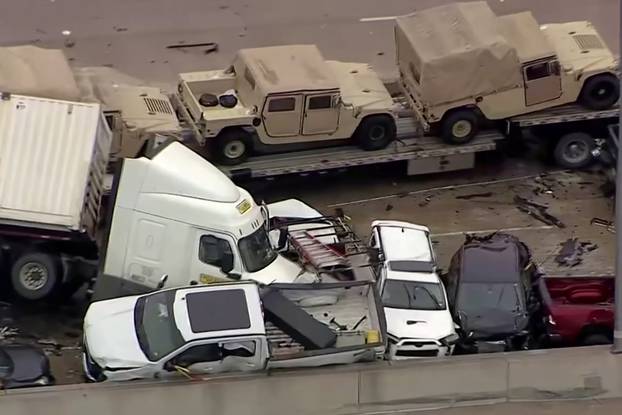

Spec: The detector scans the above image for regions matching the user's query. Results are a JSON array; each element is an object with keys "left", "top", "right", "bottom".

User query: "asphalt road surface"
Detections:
[{"left": 1, "top": 0, "right": 618, "bottom": 88}]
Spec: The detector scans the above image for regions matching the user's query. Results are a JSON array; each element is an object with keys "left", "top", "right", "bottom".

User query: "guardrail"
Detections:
[{"left": 1, "top": 346, "right": 621, "bottom": 414}]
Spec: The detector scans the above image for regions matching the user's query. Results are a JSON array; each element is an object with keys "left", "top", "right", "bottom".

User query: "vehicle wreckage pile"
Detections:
[{"left": 0, "top": 1, "right": 618, "bottom": 389}]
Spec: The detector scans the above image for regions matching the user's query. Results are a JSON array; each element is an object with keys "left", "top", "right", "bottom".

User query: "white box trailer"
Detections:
[{"left": 0, "top": 93, "right": 111, "bottom": 300}]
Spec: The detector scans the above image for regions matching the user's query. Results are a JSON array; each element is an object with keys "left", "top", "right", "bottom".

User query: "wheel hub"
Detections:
[
  {"left": 452, "top": 120, "right": 473, "bottom": 138},
  {"left": 19, "top": 263, "right": 48, "bottom": 291},
  {"left": 564, "top": 141, "right": 588, "bottom": 162},
  {"left": 223, "top": 140, "right": 246, "bottom": 159},
  {"left": 369, "top": 125, "right": 386, "bottom": 141}
]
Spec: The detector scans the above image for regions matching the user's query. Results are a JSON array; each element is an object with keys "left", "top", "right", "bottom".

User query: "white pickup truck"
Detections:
[{"left": 83, "top": 280, "right": 385, "bottom": 381}]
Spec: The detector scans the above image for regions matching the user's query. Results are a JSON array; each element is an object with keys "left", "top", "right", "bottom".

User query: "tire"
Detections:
[
  {"left": 354, "top": 116, "right": 396, "bottom": 151},
  {"left": 440, "top": 109, "right": 479, "bottom": 144},
  {"left": 213, "top": 129, "right": 251, "bottom": 165},
  {"left": 553, "top": 132, "right": 596, "bottom": 169},
  {"left": 579, "top": 74, "right": 620, "bottom": 110},
  {"left": 581, "top": 334, "right": 611, "bottom": 346},
  {"left": 10, "top": 252, "right": 61, "bottom": 301}
]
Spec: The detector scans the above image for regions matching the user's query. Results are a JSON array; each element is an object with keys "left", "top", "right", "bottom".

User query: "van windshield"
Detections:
[{"left": 238, "top": 227, "right": 278, "bottom": 272}]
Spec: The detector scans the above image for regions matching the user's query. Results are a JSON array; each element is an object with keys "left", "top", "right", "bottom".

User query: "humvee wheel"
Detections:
[
  {"left": 579, "top": 74, "right": 619, "bottom": 110},
  {"left": 355, "top": 116, "right": 396, "bottom": 151},
  {"left": 553, "top": 132, "right": 596, "bottom": 169},
  {"left": 440, "top": 109, "right": 479, "bottom": 145},
  {"left": 214, "top": 129, "right": 251, "bottom": 165}
]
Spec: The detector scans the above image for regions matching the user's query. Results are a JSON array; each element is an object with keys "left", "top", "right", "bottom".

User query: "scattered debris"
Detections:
[
  {"left": 514, "top": 196, "right": 565, "bottom": 228},
  {"left": 385, "top": 204, "right": 393, "bottom": 212},
  {"left": 113, "top": 26, "right": 128, "bottom": 32},
  {"left": 455, "top": 192, "right": 493, "bottom": 200},
  {"left": 63, "top": 39, "right": 75, "bottom": 48},
  {"left": 0, "top": 327, "right": 18, "bottom": 341},
  {"left": 166, "top": 42, "right": 218, "bottom": 51},
  {"left": 377, "top": 51, "right": 384, "bottom": 56},
  {"left": 555, "top": 238, "right": 598, "bottom": 267},
  {"left": 37, "top": 338, "right": 62, "bottom": 348},
  {"left": 591, "top": 217, "right": 615, "bottom": 233},
  {"left": 418, "top": 195, "right": 433, "bottom": 207}
]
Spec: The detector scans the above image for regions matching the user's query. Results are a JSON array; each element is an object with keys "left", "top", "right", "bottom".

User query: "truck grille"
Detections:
[
  {"left": 573, "top": 34, "right": 604, "bottom": 50},
  {"left": 144, "top": 97, "right": 174, "bottom": 115},
  {"left": 395, "top": 349, "right": 440, "bottom": 357}
]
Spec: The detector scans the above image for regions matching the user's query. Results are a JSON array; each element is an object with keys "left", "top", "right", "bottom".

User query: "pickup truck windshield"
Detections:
[
  {"left": 382, "top": 280, "right": 446, "bottom": 310},
  {"left": 134, "top": 290, "right": 185, "bottom": 361},
  {"left": 238, "top": 227, "right": 278, "bottom": 272}
]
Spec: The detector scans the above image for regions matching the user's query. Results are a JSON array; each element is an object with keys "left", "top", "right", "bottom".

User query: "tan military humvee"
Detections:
[
  {"left": 178, "top": 45, "right": 397, "bottom": 164},
  {"left": 396, "top": 2, "right": 619, "bottom": 144}
]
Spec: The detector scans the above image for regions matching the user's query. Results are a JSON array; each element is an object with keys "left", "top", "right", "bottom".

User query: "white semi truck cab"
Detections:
[{"left": 92, "top": 142, "right": 318, "bottom": 301}]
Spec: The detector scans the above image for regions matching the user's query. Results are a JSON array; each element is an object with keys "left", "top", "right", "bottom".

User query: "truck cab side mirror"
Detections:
[
  {"left": 220, "top": 251, "right": 235, "bottom": 274},
  {"left": 331, "top": 95, "right": 342, "bottom": 108},
  {"left": 156, "top": 274, "right": 168, "bottom": 290}
]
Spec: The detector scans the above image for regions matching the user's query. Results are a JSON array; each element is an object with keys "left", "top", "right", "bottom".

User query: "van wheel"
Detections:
[
  {"left": 441, "top": 109, "right": 479, "bottom": 144},
  {"left": 11, "top": 252, "right": 61, "bottom": 301},
  {"left": 214, "top": 129, "right": 251, "bottom": 165},
  {"left": 581, "top": 334, "right": 611, "bottom": 346},
  {"left": 553, "top": 132, "right": 596, "bottom": 169},
  {"left": 355, "top": 116, "right": 396, "bottom": 151},
  {"left": 579, "top": 74, "right": 619, "bottom": 110}
]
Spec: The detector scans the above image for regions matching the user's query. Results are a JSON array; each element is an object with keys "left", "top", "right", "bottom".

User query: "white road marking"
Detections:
[
  {"left": 359, "top": 16, "right": 400, "bottom": 22},
  {"left": 431, "top": 225, "right": 554, "bottom": 238},
  {"left": 327, "top": 170, "right": 567, "bottom": 208}
]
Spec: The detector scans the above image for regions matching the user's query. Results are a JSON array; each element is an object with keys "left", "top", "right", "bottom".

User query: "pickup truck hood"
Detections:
[
  {"left": 248, "top": 254, "right": 317, "bottom": 285},
  {"left": 83, "top": 296, "right": 149, "bottom": 368},
  {"left": 385, "top": 307, "right": 455, "bottom": 341},
  {"left": 327, "top": 61, "right": 394, "bottom": 111}
]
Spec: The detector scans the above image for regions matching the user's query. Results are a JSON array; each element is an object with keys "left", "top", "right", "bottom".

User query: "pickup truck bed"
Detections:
[{"left": 263, "top": 281, "right": 383, "bottom": 362}]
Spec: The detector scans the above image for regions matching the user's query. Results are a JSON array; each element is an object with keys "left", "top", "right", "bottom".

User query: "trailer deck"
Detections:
[{"left": 510, "top": 104, "right": 619, "bottom": 127}]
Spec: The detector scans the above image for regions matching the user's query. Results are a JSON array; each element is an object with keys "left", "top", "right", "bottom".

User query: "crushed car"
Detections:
[
  {"left": 0, "top": 344, "right": 54, "bottom": 389},
  {"left": 444, "top": 233, "right": 540, "bottom": 353}
]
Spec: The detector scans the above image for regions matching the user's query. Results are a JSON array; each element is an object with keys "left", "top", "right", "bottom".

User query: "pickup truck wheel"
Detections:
[
  {"left": 355, "top": 116, "right": 396, "bottom": 151},
  {"left": 10, "top": 252, "right": 61, "bottom": 301},
  {"left": 441, "top": 110, "right": 479, "bottom": 144},
  {"left": 553, "top": 132, "right": 596, "bottom": 169},
  {"left": 579, "top": 74, "right": 619, "bottom": 110},
  {"left": 581, "top": 334, "right": 611, "bottom": 346},
  {"left": 214, "top": 130, "right": 251, "bottom": 165}
]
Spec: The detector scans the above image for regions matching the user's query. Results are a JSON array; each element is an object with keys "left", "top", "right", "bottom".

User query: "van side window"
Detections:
[
  {"left": 199, "top": 235, "right": 232, "bottom": 267},
  {"left": 308, "top": 95, "right": 332, "bottom": 110},
  {"left": 525, "top": 62, "right": 551, "bottom": 80},
  {"left": 268, "top": 97, "right": 296, "bottom": 112}
]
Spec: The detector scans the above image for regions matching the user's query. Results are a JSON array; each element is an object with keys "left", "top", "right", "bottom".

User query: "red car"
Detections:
[{"left": 537, "top": 276, "right": 614, "bottom": 346}]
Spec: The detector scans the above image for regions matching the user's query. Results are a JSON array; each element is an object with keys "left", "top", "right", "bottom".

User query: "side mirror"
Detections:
[
  {"left": 220, "top": 251, "right": 234, "bottom": 274},
  {"left": 550, "top": 61, "right": 561, "bottom": 76},
  {"left": 156, "top": 274, "right": 168, "bottom": 290},
  {"left": 331, "top": 95, "right": 341, "bottom": 108}
]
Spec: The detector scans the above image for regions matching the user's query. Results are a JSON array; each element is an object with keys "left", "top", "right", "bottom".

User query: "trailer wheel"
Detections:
[
  {"left": 581, "top": 334, "right": 611, "bottom": 346},
  {"left": 214, "top": 129, "right": 251, "bottom": 165},
  {"left": 579, "top": 74, "right": 620, "bottom": 110},
  {"left": 355, "top": 116, "right": 396, "bottom": 151},
  {"left": 10, "top": 252, "right": 61, "bottom": 301},
  {"left": 440, "top": 109, "right": 479, "bottom": 144},
  {"left": 553, "top": 132, "right": 596, "bottom": 169}
]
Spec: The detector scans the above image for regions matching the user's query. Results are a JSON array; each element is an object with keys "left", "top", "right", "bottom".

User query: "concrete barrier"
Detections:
[{"left": 0, "top": 346, "right": 621, "bottom": 415}]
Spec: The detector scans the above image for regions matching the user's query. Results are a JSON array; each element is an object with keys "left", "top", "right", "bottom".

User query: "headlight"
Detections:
[
  {"left": 547, "top": 315, "right": 557, "bottom": 326},
  {"left": 34, "top": 376, "right": 52, "bottom": 386},
  {"left": 440, "top": 333, "right": 460, "bottom": 346}
]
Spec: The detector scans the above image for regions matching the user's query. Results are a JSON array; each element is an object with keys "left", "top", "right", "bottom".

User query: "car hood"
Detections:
[
  {"left": 247, "top": 254, "right": 318, "bottom": 285},
  {"left": 385, "top": 307, "right": 455, "bottom": 341},
  {"left": 459, "top": 308, "right": 528, "bottom": 340},
  {"left": 83, "top": 296, "right": 149, "bottom": 369},
  {"left": 327, "top": 61, "right": 394, "bottom": 111}
]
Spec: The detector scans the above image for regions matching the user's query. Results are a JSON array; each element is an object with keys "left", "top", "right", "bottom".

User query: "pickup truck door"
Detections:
[
  {"left": 190, "top": 230, "right": 242, "bottom": 284},
  {"left": 262, "top": 94, "right": 303, "bottom": 137},
  {"left": 302, "top": 93, "right": 340, "bottom": 135},
  {"left": 523, "top": 59, "right": 562, "bottom": 106},
  {"left": 161, "top": 338, "right": 265, "bottom": 377}
]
